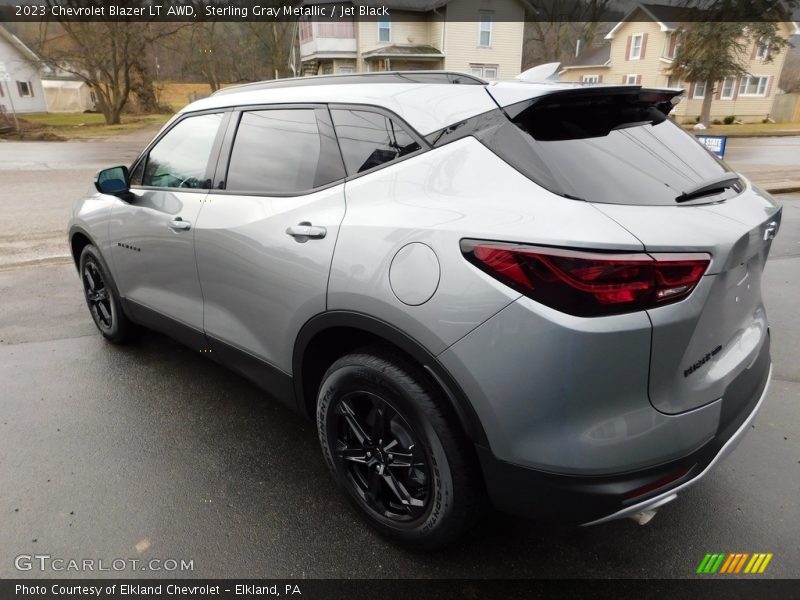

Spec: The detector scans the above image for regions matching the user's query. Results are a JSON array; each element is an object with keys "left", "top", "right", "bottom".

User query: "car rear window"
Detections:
[
  {"left": 331, "top": 109, "right": 421, "bottom": 175},
  {"left": 481, "top": 91, "right": 737, "bottom": 206}
]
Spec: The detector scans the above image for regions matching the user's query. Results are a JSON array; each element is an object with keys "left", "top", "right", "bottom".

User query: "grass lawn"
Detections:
[
  {"left": 158, "top": 82, "right": 215, "bottom": 111},
  {"left": 4, "top": 82, "right": 228, "bottom": 140},
  {"left": 18, "top": 112, "right": 170, "bottom": 139}
]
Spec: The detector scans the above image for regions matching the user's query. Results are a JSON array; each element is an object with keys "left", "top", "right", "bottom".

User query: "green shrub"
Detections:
[{"left": 723, "top": 115, "right": 736, "bottom": 125}]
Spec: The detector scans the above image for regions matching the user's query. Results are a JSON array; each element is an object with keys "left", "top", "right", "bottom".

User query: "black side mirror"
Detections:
[{"left": 94, "top": 166, "right": 131, "bottom": 198}]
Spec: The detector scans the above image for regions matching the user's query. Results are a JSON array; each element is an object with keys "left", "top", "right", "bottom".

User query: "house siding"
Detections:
[
  {"left": 355, "top": 12, "right": 433, "bottom": 71},
  {"left": 0, "top": 31, "right": 47, "bottom": 114},
  {"left": 561, "top": 13, "right": 794, "bottom": 122},
  {"left": 442, "top": 0, "right": 524, "bottom": 78}
]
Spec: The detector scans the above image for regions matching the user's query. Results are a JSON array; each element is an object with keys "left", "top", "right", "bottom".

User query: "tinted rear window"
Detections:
[
  {"left": 226, "top": 108, "right": 344, "bottom": 194},
  {"left": 331, "top": 109, "right": 421, "bottom": 175},
  {"left": 483, "top": 92, "right": 736, "bottom": 206}
]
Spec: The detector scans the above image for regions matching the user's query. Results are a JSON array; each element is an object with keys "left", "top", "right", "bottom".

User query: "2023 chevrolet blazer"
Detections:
[{"left": 69, "top": 71, "right": 780, "bottom": 548}]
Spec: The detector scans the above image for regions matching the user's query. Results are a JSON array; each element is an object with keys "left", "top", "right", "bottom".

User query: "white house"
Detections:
[{"left": 0, "top": 25, "right": 47, "bottom": 114}]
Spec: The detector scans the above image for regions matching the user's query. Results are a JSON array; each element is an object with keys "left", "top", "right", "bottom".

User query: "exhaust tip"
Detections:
[{"left": 630, "top": 509, "right": 658, "bottom": 525}]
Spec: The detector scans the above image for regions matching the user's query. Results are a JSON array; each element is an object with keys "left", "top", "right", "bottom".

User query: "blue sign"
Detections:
[{"left": 696, "top": 135, "right": 727, "bottom": 158}]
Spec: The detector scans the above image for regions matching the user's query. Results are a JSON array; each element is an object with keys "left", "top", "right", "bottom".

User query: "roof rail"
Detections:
[{"left": 212, "top": 71, "right": 487, "bottom": 96}]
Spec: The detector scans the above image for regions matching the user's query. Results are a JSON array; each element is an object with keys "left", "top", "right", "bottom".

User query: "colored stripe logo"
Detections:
[{"left": 696, "top": 552, "right": 773, "bottom": 574}]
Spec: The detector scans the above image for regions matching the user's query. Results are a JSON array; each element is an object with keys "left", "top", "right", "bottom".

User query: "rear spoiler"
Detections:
[{"left": 525, "top": 86, "right": 686, "bottom": 116}]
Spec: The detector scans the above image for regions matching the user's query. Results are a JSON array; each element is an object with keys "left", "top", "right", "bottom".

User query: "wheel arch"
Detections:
[
  {"left": 69, "top": 226, "right": 97, "bottom": 270},
  {"left": 293, "top": 311, "right": 489, "bottom": 446}
]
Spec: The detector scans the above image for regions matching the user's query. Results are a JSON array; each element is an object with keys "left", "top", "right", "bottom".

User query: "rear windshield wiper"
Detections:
[{"left": 676, "top": 173, "right": 741, "bottom": 203}]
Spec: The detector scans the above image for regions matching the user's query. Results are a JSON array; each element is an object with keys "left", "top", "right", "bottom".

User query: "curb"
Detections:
[
  {"left": 764, "top": 185, "right": 800, "bottom": 195},
  {"left": 686, "top": 129, "right": 800, "bottom": 138},
  {"left": 715, "top": 131, "right": 800, "bottom": 138}
]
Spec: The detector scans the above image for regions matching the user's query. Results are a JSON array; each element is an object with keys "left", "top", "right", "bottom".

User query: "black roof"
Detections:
[{"left": 569, "top": 43, "right": 611, "bottom": 67}]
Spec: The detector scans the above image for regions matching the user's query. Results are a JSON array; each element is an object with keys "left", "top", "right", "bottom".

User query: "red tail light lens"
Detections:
[{"left": 462, "top": 240, "right": 709, "bottom": 317}]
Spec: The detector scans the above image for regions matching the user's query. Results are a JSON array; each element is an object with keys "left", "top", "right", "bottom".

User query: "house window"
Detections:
[
  {"left": 720, "top": 77, "right": 736, "bottom": 100},
  {"left": 693, "top": 81, "right": 707, "bottom": 99},
  {"left": 478, "top": 13, "right": 492, "bottom": 47},
  {"left": 17, "top": 81, "right": 32, "bottom": 97},
  {"left": 630, "top": 33, "right": 643, "bottom": 59},
  {"left": 665, "top": 33, "right": 678, "bottom": 59},
  {"left": 319, "top": 21, "right": 355, "bottom": 38},
  {"left": 755, "top": 37, "right": 769, "bottom": 60},
  {"left": 581, "top": 75, "right": 600, "bottom": 83},
  {"left": 470, "top": 64, "right": 498, "bottom": 79},
  {"left": 624, "top": 74, "right": 638, "bottom": 85},
  {"left": 740, "top": 75, "right": 769, "bottom": 96},
  {"left": 378, "top": 15, "right": 391, "bottom": 43}
]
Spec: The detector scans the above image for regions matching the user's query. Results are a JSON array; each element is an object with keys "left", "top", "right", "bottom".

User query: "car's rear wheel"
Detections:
[
  {"left": 79, "top": 244, "right": 138, "bottom": 344},
  {"left": 316, "top": 345, "right": 484, "bottom": 548}
]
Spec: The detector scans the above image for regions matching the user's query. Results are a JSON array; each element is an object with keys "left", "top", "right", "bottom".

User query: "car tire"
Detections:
[
  {"left": 79, "top": 244, "right": 138, "bottom": 344},
  {"left": 317, "top": 345, "right": 485, "bottom": 548}
]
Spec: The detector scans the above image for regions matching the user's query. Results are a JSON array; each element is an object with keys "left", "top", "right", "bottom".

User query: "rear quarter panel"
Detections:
[{"left": 327, "top": 136, "right": 646, "bottom": 355}]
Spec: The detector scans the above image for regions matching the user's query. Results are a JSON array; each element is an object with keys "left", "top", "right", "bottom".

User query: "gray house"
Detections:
[{"left": 0, "top": 25, "right": 47, "bottom": 114}]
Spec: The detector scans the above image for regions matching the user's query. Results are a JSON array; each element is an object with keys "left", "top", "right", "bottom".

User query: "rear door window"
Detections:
[
  {"left": 225, "top": 108, "right": 344, "bottom": 194},
  {"left": 331, "top": 109, "right": 421, "bottom": 175},
  {"left": 485, "top": 91, "right": 735, "bottom": 206}
]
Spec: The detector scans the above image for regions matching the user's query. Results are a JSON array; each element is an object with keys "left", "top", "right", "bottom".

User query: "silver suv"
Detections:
[{"left": 69, "top": 72, "right": 780, "bottom": 548}]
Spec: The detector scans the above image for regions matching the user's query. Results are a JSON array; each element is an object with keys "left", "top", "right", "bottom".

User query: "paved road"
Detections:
[
  {"left": 0, "top": 184, "right": 799, "bottom": 577},
  {"left": 0, "top": 134, "right": 797, "bottom": 269},
  {"left": 0, "top": 129, "right": 159, "bottom": 268}
]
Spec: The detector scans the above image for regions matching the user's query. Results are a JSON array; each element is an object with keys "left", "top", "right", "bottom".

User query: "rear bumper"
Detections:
[{"left": 476, "top": 336, "right": 772, "bottom": 525}]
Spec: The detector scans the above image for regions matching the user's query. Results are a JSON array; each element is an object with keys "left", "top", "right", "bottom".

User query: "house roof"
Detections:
[
  {"left": 562, "top": 43, "right": 611, "bottom": 69},
  {"left": 355, "top": 0, "right": 449, "bottom": 10},
  {"left": 605, "top": 2, "right": 800, "bottom": 39},
  {"left": 0, "top": 24, "right": 42, "bottom": 66},
  {"left": 362, "top": 44, "right": 444, "bottom": 58},
  {"left": 637, "top": 3, "right": 702, "bottom": 29},
  {"left": 302, "top": 0, "right": 449, "bottom": 10}
]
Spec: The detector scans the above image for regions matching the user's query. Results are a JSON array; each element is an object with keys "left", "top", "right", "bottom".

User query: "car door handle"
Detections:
[
  {"left": 168, "top": 217, "right": 192, "bottom": 231},
  {"left": 286, "top": 223, "right": 327, "bottom": 240}
]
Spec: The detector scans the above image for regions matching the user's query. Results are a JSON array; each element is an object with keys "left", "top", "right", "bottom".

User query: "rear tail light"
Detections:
[{"left": 461, "top": 240, "right": 709, "bottom": 317}]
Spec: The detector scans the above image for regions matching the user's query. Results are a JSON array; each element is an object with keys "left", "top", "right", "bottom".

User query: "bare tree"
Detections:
[
  {"left": 33, "top": 6, "right": 184, "bottom": 124},
  {"left": 245, "top": 22, "right": 297, "bottom": 80},
  {"left": 521, "top": 0, "right": 616, "bottom": 68}
]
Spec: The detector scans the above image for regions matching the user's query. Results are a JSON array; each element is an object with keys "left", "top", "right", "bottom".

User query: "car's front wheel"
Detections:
[
  {"left": 316, "top": 345, "right": 484, "bottom": 548},
  {"left": 79, "top": 244, "right": 138, "bottom": 344}
]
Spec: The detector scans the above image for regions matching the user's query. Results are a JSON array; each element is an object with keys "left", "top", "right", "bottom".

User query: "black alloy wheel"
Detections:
[
  {"left": 317, "top": 346, "right": 486, "bottom": 548},
  {"left": 82, "top": 259, "right": 114, "bottom": 331},
  {"left": 78, "top": 244, "right": 138, "bottom": 344},
  {"left": 332, "top": 391, "right": 431, "bottom": 522}
]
